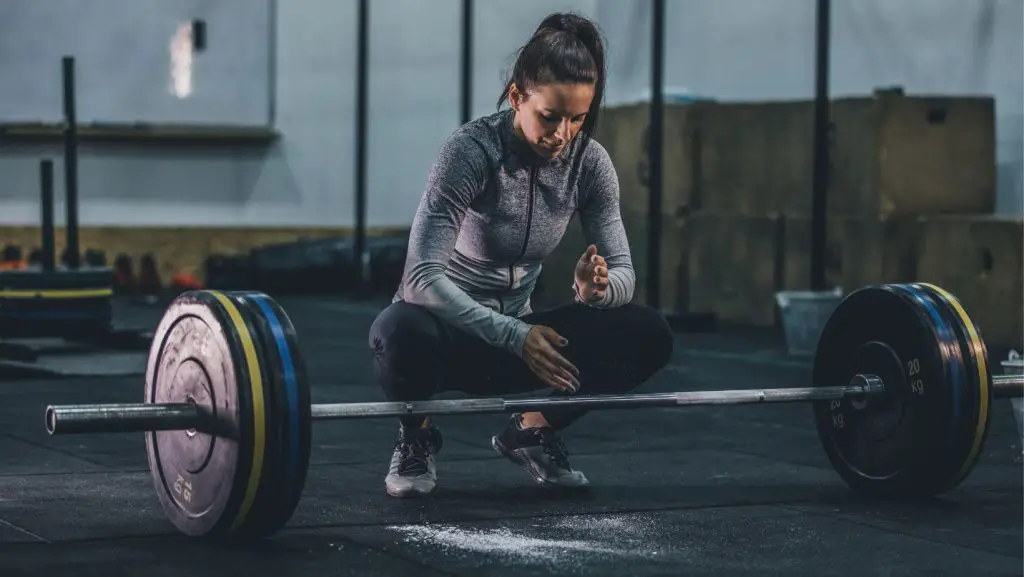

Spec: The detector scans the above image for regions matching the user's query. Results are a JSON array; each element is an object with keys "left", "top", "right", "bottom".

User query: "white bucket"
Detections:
[
  {"left": 775, "top": 287, "right": 844, "bottom": 357},
  {"left": 1001, "top": 350, "right": 1023, "bottom": 453}
]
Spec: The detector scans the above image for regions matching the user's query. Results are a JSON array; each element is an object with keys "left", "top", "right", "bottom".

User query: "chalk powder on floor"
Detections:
[{"left": 387, "top": 512, "right": 664, "bottom": 567}]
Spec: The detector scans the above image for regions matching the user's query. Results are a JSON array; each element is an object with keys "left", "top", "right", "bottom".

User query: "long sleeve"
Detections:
[
  {"left": 576, "top": 140, "right": 636, "bottom": 307},
  {"left": 399, "top": 133, "right": 534, "bottom": 356}
]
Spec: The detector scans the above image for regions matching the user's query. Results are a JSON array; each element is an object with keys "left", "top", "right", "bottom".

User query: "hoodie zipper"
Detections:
[{"left": 498, "top": 165, "right": 537, "bottom": 314}]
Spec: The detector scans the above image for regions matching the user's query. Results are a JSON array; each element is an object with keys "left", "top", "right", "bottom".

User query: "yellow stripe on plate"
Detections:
[
  {"left": 0, "top": 288, "right": 113, "bottom": 299},
  {"left": 918, "top": 283, "right": 989, "bottom": 483},
  {"left": 207, "top": 290, "right": 266, "bottom": 533}
]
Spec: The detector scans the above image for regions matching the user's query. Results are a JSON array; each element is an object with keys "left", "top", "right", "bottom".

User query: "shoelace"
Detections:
[
  {"left": 396, "top": 436, "right": 432, "bottom": 476},
  {"left": 538, "top": 430, "right": 572, "bottom": 471}
]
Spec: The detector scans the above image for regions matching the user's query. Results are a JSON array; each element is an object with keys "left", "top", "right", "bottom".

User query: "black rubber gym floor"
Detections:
[{"left": 0, "top": 297, "right": 1021, "bottom": 576}]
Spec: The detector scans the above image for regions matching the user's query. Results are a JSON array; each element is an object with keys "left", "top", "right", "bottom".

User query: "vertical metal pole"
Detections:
[
  {"left": 810, "top": 0, "right": 831, "bottom": 290},
  {"left": 647, "top": 0, "right": 665, "bottom": 309},
  {"left": 460, "top": 0, "right": 473, "bottom": 124},
  {"left": 354, "top": 0, "right": 370, "bottom": 294},
  {"left": 40, "top": 160, "right": 56, "bottom": 272},
  {"left": 62, "top": 56, "right": 80, "bottom": 270},
  {"left": 268, "top": 0, "right": 278, "bottom": 126}
]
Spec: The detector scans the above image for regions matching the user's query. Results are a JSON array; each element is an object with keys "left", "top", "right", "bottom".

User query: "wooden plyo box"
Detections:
[
  {"left": 694, "top": 90, "right": 996, "bottom": 218},
  {"left": 913, "top": 215, "right": 1023, "bottom": 349}
]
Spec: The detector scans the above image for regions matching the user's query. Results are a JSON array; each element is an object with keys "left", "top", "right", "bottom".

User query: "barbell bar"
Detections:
[
  {"left": 36, "top": 284, "right": 1024, "bottom": 543},
  {"left": 42, "top": 374, "right": 1022, "bottom": 434},
  {"left": 46, "top": 376, "right": 892, "bottom": 435},
  {"left": 45, "top": 373, "right": 1024, "bottom": 435}
]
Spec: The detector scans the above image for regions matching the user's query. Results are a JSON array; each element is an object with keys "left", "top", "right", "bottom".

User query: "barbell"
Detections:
[{"left": 42, "top": 283, "right": 1023, "bottom": 543}]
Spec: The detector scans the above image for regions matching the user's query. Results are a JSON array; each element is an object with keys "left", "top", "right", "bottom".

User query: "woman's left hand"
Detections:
[{"left": 573, "top": 244, "right": 608, "bottom": 303}]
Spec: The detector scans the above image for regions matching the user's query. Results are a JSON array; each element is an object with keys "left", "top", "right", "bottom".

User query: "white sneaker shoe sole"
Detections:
[{"left": 385, "top": 446, "right": 437, "bottom": 498}]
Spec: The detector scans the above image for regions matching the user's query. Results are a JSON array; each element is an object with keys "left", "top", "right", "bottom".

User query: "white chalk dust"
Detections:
[{"left": 386, "top": 511, "right": 665, "bottom": 568}]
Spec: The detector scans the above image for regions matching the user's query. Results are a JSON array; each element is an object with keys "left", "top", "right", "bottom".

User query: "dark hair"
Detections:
[{"left": 496, "top": 12, "right": 606, "bottom": 142}]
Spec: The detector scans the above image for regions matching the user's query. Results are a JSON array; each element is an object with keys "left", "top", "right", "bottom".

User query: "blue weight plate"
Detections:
[
  {"left": 911, "top": 282, "right": 992, "bottom": 493},
  {"left": 232, "top": 291, "right": 312, "bottom": 538}
]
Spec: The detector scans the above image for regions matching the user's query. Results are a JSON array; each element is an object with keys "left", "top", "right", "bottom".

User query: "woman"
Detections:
[{"left": 369, "top": 12, "right": 674, "bottom": 498}]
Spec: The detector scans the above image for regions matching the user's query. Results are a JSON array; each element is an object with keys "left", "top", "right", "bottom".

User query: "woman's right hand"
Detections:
[{"left": 522, "top": 325, "right": 580, "bottom": 392}]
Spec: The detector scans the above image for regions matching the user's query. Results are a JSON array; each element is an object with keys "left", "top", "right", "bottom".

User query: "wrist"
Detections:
[
  {"left": 510, "top": 321, "right": 533, "bottom": 357},
  {"left": 572, "top": 281, "right": 587, "bottom": 304},
  {"left": 572, "top": 280, "right": 603, "bottom": 307}
]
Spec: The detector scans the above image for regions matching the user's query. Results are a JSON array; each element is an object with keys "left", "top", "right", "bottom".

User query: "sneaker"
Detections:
[
  {"left": 385, "top": 423, "right": 443, "bottom": 498},
  {"left": 491, "top": 414, "right": 589, "bottom": 489}
]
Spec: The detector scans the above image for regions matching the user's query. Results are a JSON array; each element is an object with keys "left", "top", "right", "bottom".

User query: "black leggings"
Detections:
[{"left": 368, "top": 301, "right": 675, "bottom": 431}]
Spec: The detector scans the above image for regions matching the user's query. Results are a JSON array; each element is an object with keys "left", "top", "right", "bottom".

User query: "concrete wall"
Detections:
[{"left": 0, "top": 0, "right": 1019, "bottom": 230}]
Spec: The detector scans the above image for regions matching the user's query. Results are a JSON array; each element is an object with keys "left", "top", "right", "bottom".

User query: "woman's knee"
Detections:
[
  {"left": 369, "top": 301, "right": 443, "bottom": 375},
  {"left": 623, "top": 304, "right": 674, "bottom": 373},
  {"left": 589, "top": 304, "right": 673, "bottom": 367},
  {"left": 576, "top": 304, "right": 674, "bottom": 393}
]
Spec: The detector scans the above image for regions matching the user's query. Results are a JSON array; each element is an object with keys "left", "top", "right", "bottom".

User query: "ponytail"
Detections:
[{"left": 496, "top": 12, "right": 607, "bottom": 140}]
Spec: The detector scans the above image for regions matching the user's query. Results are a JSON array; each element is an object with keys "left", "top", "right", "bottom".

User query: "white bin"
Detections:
[
  {"left": 1001, "top": 350, "right": 1023, "bottom": 454},
  {"left": 774, "top": 287, "right": 844, "bottom": 357}
]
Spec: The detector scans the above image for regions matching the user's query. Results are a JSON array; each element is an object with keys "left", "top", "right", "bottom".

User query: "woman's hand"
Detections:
[
  {"left": 522, "top": 325, "right": 580, "bottom": 392},
  {"left": 574, "top": 244, "right": 609, "bottom": 303}
]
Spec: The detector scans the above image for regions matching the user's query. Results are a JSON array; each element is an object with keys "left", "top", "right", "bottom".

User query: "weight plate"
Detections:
[
  {"left": 812, "top": 284, "right": 960, "bottom": 498},
  {"left": 144, "top": 290, "right": 269, "bottom": 539},
  {"left": 210, "top": 290, "right": 291, "bottom": 540},
  {"left": 233, "top": 291, "right": 312, "bottom": 537},
  {"left": 913, "top": 282, "right": 993, "bottom": 491},
  {"left": 889, "top": 284, "right": 973, "bottom": 491},
  {"left": 0, "top": 269, "right": 113, "bottom": 338}
]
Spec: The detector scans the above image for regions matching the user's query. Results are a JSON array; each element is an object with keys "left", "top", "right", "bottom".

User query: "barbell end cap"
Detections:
[{"left": 44, "top": 405, "right": 57, "bottom": 436}]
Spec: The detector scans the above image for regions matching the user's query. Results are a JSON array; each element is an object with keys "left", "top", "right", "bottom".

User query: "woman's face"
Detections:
[{"left": 510, "top": 81, "right": 594, "bottom": 159}]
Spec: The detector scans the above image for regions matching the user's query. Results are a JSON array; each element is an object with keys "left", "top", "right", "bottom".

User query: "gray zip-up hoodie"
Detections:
[{"left": 394, "top": 109, "right": 635, "bottom": 357}]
